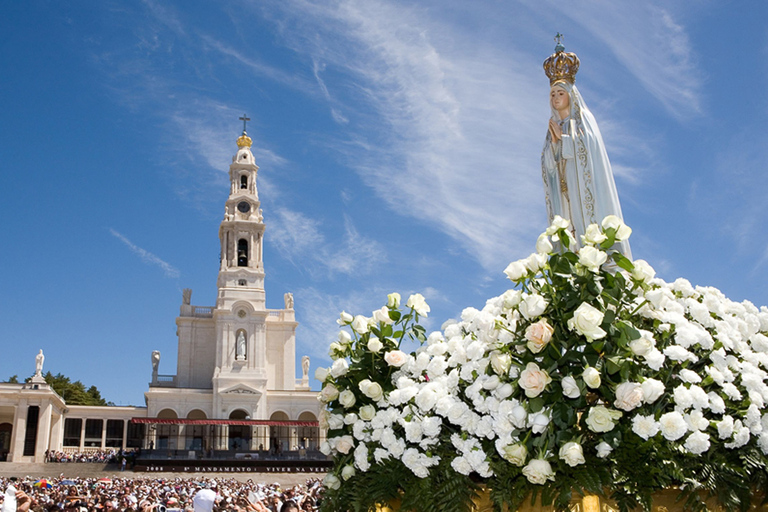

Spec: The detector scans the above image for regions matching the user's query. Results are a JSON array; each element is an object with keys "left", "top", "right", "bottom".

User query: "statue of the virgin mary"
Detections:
[{"left": 541, "top": 37, "right": 631, "bottom": 258}]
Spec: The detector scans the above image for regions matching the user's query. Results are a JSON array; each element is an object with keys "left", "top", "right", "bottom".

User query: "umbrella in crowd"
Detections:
[
  {"left": 59, "top": 479, "right": 77, "bottom": 486},
  {"left": 33, "top": 479, "right": 52, "bottom": 489}
]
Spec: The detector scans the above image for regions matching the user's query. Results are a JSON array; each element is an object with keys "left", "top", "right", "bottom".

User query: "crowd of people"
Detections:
[
  {"left": 45, "top": 450, "right": 137, "bottom": 464},
  {"left": 0, "top": 476, "right": 323, "bottom": 511}
]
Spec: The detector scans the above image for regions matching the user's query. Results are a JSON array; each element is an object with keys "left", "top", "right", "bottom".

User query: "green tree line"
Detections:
[{"left": 4, "top": 372, "right": 111, "bottom": 406}]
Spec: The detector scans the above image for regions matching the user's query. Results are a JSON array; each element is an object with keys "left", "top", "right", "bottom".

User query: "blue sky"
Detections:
[{"left": 1, "top": 1, "right": 766, "bottom": 406}]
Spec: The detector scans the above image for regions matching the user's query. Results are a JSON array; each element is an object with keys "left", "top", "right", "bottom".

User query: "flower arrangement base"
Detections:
[{"left": 375, "top": 489, "right": 768, "bottom": 512}]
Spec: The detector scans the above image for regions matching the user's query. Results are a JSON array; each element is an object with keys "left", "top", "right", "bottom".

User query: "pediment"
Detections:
[{"left": 220, "top": 384, "right": 262, "bottom": 396}]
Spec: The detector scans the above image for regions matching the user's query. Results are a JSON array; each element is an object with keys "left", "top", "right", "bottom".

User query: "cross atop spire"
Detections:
[{"left": 239, "top": 114, "right": 251, "bottom": 134}]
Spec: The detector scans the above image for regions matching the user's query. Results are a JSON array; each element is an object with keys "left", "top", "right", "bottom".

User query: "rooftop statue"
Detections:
[{"left": 541, "top": 35, "right": 631, "bottom": 258}]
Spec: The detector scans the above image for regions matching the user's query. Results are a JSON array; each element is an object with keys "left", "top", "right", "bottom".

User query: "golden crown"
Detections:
[
  {"left": 236, "top": 132, "right": 253, "bottom": 148},
  {"left": 543, "top": 34, "right": 580, "bottom": 85}
]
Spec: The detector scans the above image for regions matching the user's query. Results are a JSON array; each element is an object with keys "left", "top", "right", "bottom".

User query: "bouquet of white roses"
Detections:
[{"left": 317, "top": 216, "right": 768, "bottom": 512}]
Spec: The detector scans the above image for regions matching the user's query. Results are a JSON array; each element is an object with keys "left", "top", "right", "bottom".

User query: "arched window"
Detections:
[
  {"left": 237, "top": 239, "right": 248, "bottom": 267},
  {"left": 240, "top": 175, "right": 248, "bottom": 189},
  {"left": 228, "top": 409, "right": 251, "bottom": 451}
]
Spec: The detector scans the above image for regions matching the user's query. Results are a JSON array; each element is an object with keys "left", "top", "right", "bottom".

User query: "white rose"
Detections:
[
  {"left": 341, "top": 464, "right": 356, "bottom": 480},
  {"left": 559, "top": 442, "right": 585, "bottom": 467},
  {"left": 339, "top": 389, "right": 357, "bottom": 409},
  {"left": 358, "top": 379, "right": 383, "bottom": 401},
  {"left": 406, "top": 293, "right": 430, "bottom": 317},
  {"left": 384, "top": 350, "right": 408, "bottom": 367},
  {"left": 510, "top": 405, "right": 528, "bottom": 429},
  {"left": 519, "top": 294, "right": 548, "bottom": 320},
  {"left": 582, "top": 367, "right": 601, "bottom": 389},
  {"left": 359, "top": 405, "right": 376, "bottom": 421},
  {"left": 595, "top": 442, "right": 613, "bottom": 458},
  {"left": 323, "top": 473, "right": 341, "bottom": 490},
  {"left": 581, "top": 223, "right": 607, "bottom": 245},
  {"left": 684, "top": 431, "right": 710, "bottom": 455},
  {"left": 601, "top": 215, "right": 631, "bottom": 241},
  {"left": 314, "top": 367, "right": 329, "bottom": 382},
  {"left": 335, "top": 435, "right": 355, "bottom": 454},
  {"left": 585, "top": 406, "right": 622, "bottom": 433},
  {"left": 387, "top": 292, "right": 401, "bottom": 308},
  {"left": 641, "top": 378, "right": 665, "bottom": 403},
  {"left": 501, "top": 443, "right": 527, "bottom": 466},
  {"left": 367, "top": 337, "right": 383, "bottom": 353},
  {"left": 529, "top": 412, "right": 550, "bottom": 434},
  {"left": 525, "top": 318, "right": 555, "bottom": 353},
  {"left": 629, "top": 332, "right": 654, "bottom": 357},
  {"left": 561, "top": 376, "right": 580, "bottom": 399},
  {"left": 614, "top": 382, "right": 644, "bottom": 411},
  {"left": 330, "top": 358, "right": 349, "bottom": 378},
  {"left": 338, "top": 330, "right": 352, "bottom": 344},
  {"left": 504, "top": 260, "right": 528, "bottom": 281},
  {"left": 490, "top": 351, "right": 512, "bottom": 375},
  {"left": 578, "top": 246, "right": 608, "bottom": 272},
  {"left": 372, "top": 306, "right": 394, "bottom": 325},
  {"left": 328, "top": 414, "right": 344, "bottom": 430},
  {"left": 319, "top": 383, "right": 339, "bottom": 403},
  {"left": 522, "top": 459, "right": 555, "bottom": 485},
  {"left": 536, "top": 233, "right": 553, "bottom": 254},
  {"left": 567, "top": 303, "right": 606, "bottom": 341},
  {"left": 502, "top": 290, "right": 523, "bottom": 309},
  {"left": 337, "top": 311, "right": 353, "bottom": 325},
  {"left": 518, "top": 362, "right": 552, "bottom": 398},
  {"left": 546, "top": 215, "right": 570, "bottom": 235},
  {"left": 351, "top": 315, "right": 370, "bottom": 334},
  {"left": 658, "top": 411, "right": 688, "bottom": 441},
  {"left": 328, "top": 342, "right": 343, "bottom": 358},
  {"left": 632, "top": 414, "right": 660, "bottom": 440},
  {"left": 496, "top": 383, "right": 514, "bottom": 400},
  {"left": 525, "top": 253, "right": 548, "bottom": 273},
  {"left": 344, "top": 413, "right": 358, "bottom": 425},
  {"left": 632, "top": 260, "right": 656, "bottom": 282}
]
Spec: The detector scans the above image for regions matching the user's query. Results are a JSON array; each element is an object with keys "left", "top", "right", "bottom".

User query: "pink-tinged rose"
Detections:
[
  {"left": 518, "top": 362, "right": 552, "bottom": 398},
  {"left": 525, "top": 318, "right": 554, "bottom": 353},
  {"left": 384, "top": 350, "right": 408, "bottom": 367}
]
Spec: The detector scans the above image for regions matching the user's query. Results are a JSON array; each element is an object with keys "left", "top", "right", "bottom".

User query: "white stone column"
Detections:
[
  {"left": 100, "top": 420, "right": 107, "bottom": 449},
  {"left": 49, "top": 412, "right": 63, "bottom": 454},
  {"left": 122, "top": 420, "right": 128, "bottom": 450},
  {"left": 34, "top": 401, "right": 53, "bottom": 463},
  {"left": 79, "top": 419, "right": 86, "bottom": 451},
  {"left": 9, "top": 401, "right": 26, "bottom": 462}
]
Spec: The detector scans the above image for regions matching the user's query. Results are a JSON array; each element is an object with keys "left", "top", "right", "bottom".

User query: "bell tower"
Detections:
[{"left": 216, "top": 116, "right": 266, "bottom": 310}]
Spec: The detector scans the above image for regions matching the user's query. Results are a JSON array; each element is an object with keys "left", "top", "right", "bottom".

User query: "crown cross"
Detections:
[
  {"left": 543, "top": 33, "right": 579, "bottom": 85},
  {"left": 239, "top": 114, "right": 251, "bottom": 134}
]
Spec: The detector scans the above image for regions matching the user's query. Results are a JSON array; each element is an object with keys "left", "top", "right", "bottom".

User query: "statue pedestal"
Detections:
[{"left": 30, "top": 374, "right": 46, "bottom": 384}]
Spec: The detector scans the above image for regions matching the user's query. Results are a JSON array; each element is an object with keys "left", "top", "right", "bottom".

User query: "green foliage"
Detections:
[
  {"left": 5, "top": 375, "right": 19, "bottom": 383},
  {"left": 43, "top": 372, "right": 111, "bottom": 406}
]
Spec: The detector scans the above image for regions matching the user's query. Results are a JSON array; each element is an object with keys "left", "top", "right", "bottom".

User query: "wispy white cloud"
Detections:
[
  {"left": 269, "top": 208, "right": 386, "bottom": 276},
  {"left": 312, "top": 58, "right": 349, "bottom": 124},
  {"left": 109, "top": 229, "right": 180, "bottom": 278},
  {"left": 532, "top": 1, "right": 701, "bottom": 119}
]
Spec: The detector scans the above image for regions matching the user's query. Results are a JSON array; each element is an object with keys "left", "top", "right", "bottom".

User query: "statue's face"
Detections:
[{"left": 550, "top": 86, "right": 570, "bottom": 113}]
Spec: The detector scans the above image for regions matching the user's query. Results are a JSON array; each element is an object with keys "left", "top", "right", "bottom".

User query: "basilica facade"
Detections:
[{"left": 0, "top": 128, "right": 321, "bottom": 464}]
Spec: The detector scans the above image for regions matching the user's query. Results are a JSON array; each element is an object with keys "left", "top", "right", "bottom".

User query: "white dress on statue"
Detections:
[{"left": 541, "top": 82, "right": 631, "bottom": 259}]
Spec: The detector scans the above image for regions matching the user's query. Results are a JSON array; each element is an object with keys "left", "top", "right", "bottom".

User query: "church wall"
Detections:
[
  {"left": 176, "top": 317, "right": 216, "bottom": 389},
  {"left": 266, "top": 320, "right": 297, "bottom": 391}
]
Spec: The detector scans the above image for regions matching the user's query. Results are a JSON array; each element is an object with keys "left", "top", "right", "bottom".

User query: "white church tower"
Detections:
[{"left": 144, "top": 118, "right": 318, "bottom": 451}]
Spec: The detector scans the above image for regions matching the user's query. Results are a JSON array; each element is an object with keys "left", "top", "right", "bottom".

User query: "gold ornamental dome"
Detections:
[{"left": 236, "top": 132, "right": 253, "bottom": 148}]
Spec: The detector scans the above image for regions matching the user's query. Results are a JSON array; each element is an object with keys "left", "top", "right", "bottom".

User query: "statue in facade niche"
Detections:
[
  {"left": 236, "top": 331, "right": 246, "bottom": 361},
  {"left": 302, "top": 355, "right": 310, "bottom": 380},
  {"left": 541, "top": 35, "right": 631, "bottom": 258},
  {"left": 35, "top": 349, "right": 44, "bottom": 377},
  {"left": 284, "top": 292, "right": 294, "bottom": 310}
]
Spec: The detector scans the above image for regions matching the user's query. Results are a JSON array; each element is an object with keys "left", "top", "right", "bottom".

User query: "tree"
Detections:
[
  {"left": 5, "top": 375, "right": 19, "bottom": 383},
  {"left": 42, "top": 372, "right": 111, "bottom": 406}
]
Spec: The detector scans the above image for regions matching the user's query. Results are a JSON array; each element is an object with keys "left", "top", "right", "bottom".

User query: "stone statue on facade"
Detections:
[
  {"left": 151, "top": 351, "right": 161, "bottom": 378},
  {"left": 35, "top": 349, "right": 44, "bottom": 377},
  {"left": 182, "top": 288, "right": 192, "bottom": 305},
  {"left": 302, "top": 355, "right": 310, "bottom": 380},
  {"left": 236, "top": 331, "right": 246, "bottom": 361},
  {"left": 284, "top": 292, "right": 294, "bottom": 310}
]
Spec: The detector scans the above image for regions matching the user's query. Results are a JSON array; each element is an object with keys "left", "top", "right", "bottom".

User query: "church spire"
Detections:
[{"left": 216, "top": 117, "right": 265, "bottom": 309}]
